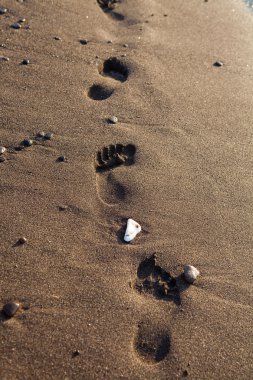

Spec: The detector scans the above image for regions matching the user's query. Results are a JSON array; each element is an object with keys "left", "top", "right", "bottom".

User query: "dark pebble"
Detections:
[
  {"left": 107, "top": 40, "right": 112, "bottom": 44},
  {"left": 23, "top": 139, "right": 33, "bottom": 147},
  {"left": 213, "top": 61, "right": 224, "bottom": 67},
  {"left": 3, "top": 302, "right": 20, "bottom": 317},
  {"left": 123, "top": 43, "right": 128, "bottom": 48},
  {"left": 164, "top": 14, "right": 168, "bottom": 17},
  {"left": 0, "top": 156, "right": 6, "bottom": 163},
  {"left": 18, "top": 18, "right": 26, "bottom": 23},
  {"left": 182, "top": 369, "right": 189, "bottom": 377},
  {"left": 57, "top": 155, "right": 66, "bottom": 162},
  {"left": 80, "top": 39, "right": 88, "bottom": 45},
  {"left": 72, "top": 350, "right": 80, "bottom": 357},
  {"left": 11, "top": 22, "right": 22, "bottom": 29},
  {"left": 18, "top": 237, "right": 27, "bottom": 244},
  {"left": 0, "top": 7, "right": 7, "bottom": 15},
  {"left": 59, "top": 205, "right": 68, "bottom": 211},
  {"left": 54, "top": 36, "right": 62, "bottom": 41},
  {"left": 21, "top": 59, "right": 30, "bottom": 65},
  {"left": 44, "top": 132, "right": 53, "bottom": 140}
]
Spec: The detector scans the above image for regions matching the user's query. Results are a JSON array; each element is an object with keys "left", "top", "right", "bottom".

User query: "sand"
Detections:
[{"left": 0, "top": 0, "right": 253, "bottom": 379}]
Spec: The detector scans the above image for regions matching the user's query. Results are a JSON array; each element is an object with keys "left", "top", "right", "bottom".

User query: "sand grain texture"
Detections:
[{"left": 0, "top": 0, "right": 253, "bottom": 379}]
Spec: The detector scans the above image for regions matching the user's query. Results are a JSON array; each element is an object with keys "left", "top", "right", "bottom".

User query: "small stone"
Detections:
[
  {"left": 80, "top": 39, "right": 88, "bottom": 45},
  {"left": 0, "top": 146, "right": 6, "bottom": 154},
  {"left": 57, "top": 155, "right": 66, "bottom": 162},
  {"left": 0, "top": 56, "right": 10, "bottom": 61},
  {"left": 184, "top": 265, "right": 200, "bottom": 284},
  {"left": 0, "top": 7, "right": 7, "bottom": 15},
  {"left": 18, "top": 237, "right": 27, "bottom": 244},
  {"left": 3, "top": 302, "right": 20, "bottom": 317},
  {"left": 54, "top": 36, "right": 62, "bottom": 41},
  {"left": 18, "top": 18, "right": 26, "bottom": 23},
  {"left": 182, "top": 370, "right": 189, "bottom": 377},
  {"left": 59, "top": 205, "right": 68, "bottom": 211},
  {"left": 213, "top": 61, "right": 224, "bottom": 67},
  {"left": 108, "top": 116, "right": 118, "bottom": 124},
  {"left": 107, "top": 40, "right": 113, "bottom": 44},
  {"left": 0, "top": 156, "right": 6, "bottom": 163},
  {"left": 123, "top": 43, "right": 128, "bottom": 48},
  {"left": 21, "top": 59, "right": 29, "bottom": 65},
  {"left": 36, "top": 131, "right": 45, "bottom": 138},
  {"left": 164, "top": 14, "right": 168, "bottom": 17},
  {"left": 11, "top": 22, "right": 22, "bottom": 29},
  {"left": 44, "top": 132, "right": 53, "bottom": 140},
  {"left": 23, "top": 139, "right": 33, "bottom": 147},
  {"left": 72, "top": 350, "right": 80, "bottom": 357}
]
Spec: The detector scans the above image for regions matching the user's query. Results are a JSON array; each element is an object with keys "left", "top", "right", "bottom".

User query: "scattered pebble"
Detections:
[
  {"left": 123, "top": 43, "right": 128, "bottom": 48},
  {"left": 72, "top": 350, "right": 80, "bottom": 357},
  {"left": 23, "top": 138, "right": 33, "bottom": 147},
  {"left": 80, "top": 39, "right": 88, "bottom": 45},
  {"left": 0, "top": 7, "right": 7, "bottom": 15},
  {"left": 0, "top": 56, "right": 9, "bottom": 61},
  {"left": 18, "top": 237, "right": 27, "bottom": 244},
  {"left": 18, "top": 18, "right": 26, "bottom": 23},
  {"left": 57, "top": 155, "right": 66, "bottom": 162},
  {"left": 164, "top": 14, "right": 168, "bottom": 17},
  {"left": 0, "top": 146, "right": 6, "bottom": 154},
  {"left": 36, "top": 131, "right": 45, "bottom": 138},
  {"left": 3, "top": 302, "right": 20, "bottom": 317},
  {"left": 59, "top": 205, "right": 68, "bottom": 211},
  {"left": 108, "top": 116, "right": 118, "bottom": 124},
  {"left": 0, "top": 156, "right": 6, "bottom": 163},
  {"left": 184, "top": 265, "right": 200, "bottom": 284},
  {"left": 124, "top": 218, "right": 141, "bottom": 242},
  {"left": 44, "top": 132, "right": 53, "bottom": 140},
  {"left": 213, "top": 61, "right": 224, "bottom": 67},
  {"left": 121, "top": 54, "right": 127, "bottom": 58},
  {"left": 21, "top": 59, "right": 30, "bottom": 65},
  {"left": 54, "top": 36, "right": 62, "bottom": 41},
  {"left": 11, "top": 22, "right": 22, "bottom": 29},
  {"left": 107, "top": 40, "right": 113, "bottom": 44}
]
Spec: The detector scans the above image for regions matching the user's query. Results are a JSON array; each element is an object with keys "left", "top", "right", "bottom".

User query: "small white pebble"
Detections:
[
  {"left": 184, "top": 265, "right": 200, "bottom": 284},
  {"left": 0, "top": 146, "right": 6, "bottom": 154}
]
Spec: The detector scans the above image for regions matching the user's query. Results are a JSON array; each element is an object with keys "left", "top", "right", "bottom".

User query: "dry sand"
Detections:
[{"left": 0, "top": 0, "right": 253, "bottom": 379}]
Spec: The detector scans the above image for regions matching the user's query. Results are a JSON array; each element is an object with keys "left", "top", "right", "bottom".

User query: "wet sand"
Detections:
[{"left": 0, "top": 0, "right": 253, "bottom": 379}]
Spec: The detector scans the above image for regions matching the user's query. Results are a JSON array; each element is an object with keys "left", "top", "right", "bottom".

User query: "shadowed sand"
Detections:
[{"left": 0, "top": 0, "right": 253, "bottom": 379}]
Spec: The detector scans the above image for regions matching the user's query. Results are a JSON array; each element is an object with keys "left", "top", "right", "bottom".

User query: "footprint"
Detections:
[
  {"left": 98, "top": 57, "right": 129, "bottom": 82},
  {"left": 87, "top": 83, "right": 114, "bottom": 100},
  {"left": 95, "top": 144, "right": 136, "bottom": 205},
  {"left": 134, "top": 254, "right": 181, "bottom": 305},
  {"left": 97, "top": 0, "right": 125, "bottom": 21},
  {"left": 134, "top": 321, "right": 171, "bottom": 365}
]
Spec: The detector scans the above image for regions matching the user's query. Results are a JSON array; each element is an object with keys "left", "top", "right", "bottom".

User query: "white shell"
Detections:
[
  {"left": 184, "top": 265, "right": 200, "bottom": 284},
  {"left": 124, "top": 218, "right": 141, "bottom": 242},
  {"left": 0, "top": 146, "right": 6, "bottom": 155}
]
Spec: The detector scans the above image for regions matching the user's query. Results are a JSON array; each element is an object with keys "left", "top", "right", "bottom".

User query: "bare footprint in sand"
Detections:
[
  {"left": 97, "top": 0, "right": 125, "bottom": 21},
  {"left": 133, "top": 320, "right": 171, "bottom": 365},
  {"left": 95, "top": 143, "right": 136, "bottom": 205},
  {"left": 134, "top": 253, "right": 181, "bottom": 305},
  {"left": 98, "top": 57, "right": 129, "bottom": 82}
]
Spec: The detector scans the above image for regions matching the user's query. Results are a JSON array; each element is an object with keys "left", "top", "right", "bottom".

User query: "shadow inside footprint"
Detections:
[
  {"left": 99, "top": 57, "right": 129, "bottom": 82},
  {"left": 97, "top": 0, "right": 125, "bottom": 21},
  {"left": 134, "top": 322, "right": 171, "bottom": 364},
  {"left": 87, "top": 84, "right": 114, "bottom": 100},
  {"left": 134, "top": 254, "right": 181, "bottom": 305},
  {"left": 96, "top": 143, "right": 136, "bottom": 172}
]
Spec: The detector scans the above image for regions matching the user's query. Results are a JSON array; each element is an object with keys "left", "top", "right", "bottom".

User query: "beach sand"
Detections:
[{"left": 0, "top": 0, "right": 253, "bottom": 379}]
